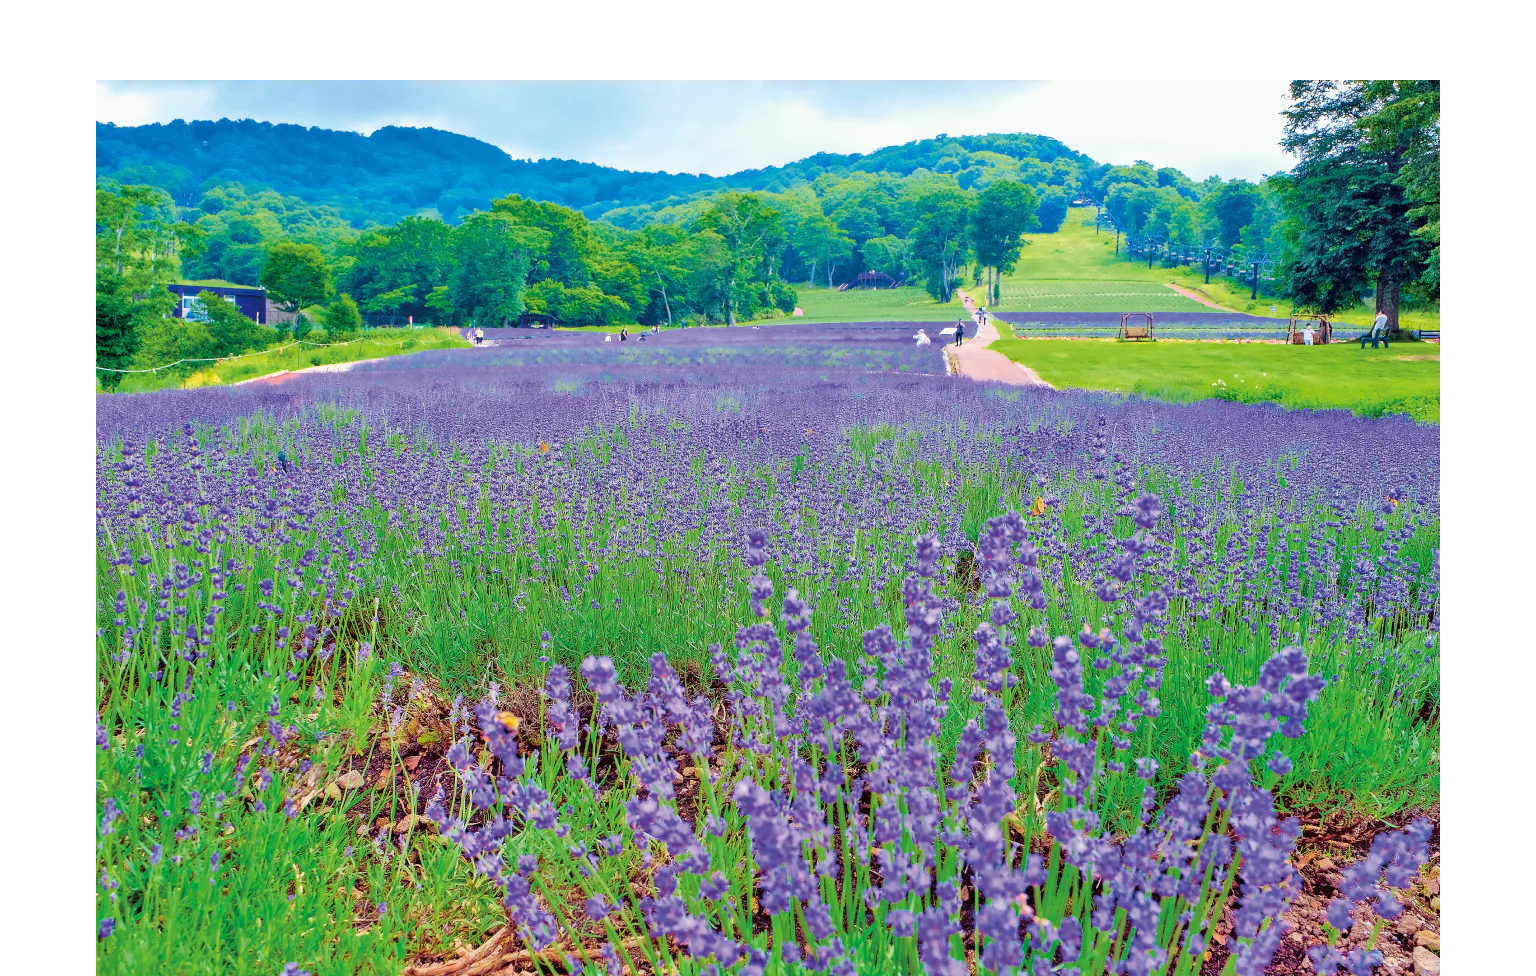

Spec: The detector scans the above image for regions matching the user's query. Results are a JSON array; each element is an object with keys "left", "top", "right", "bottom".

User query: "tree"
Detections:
[
  {"left": 910, "top": 188, "right": 972, "bottom": 303},
  {"left": 96, "top": 184, "right": 202, "bottom": 320},
  {"left": 449, "top": 212, "right": 547, "bottom": 327},
  {"left": 95, "top": 277, "right": 138, "bottom": 390},
  {"left": 490, "top": 195, "right": 598, "bottom": 287},
  {"left": 362, "top": 286, "right": 419, "bottom": 315},
  {"left": 192, "top": 290, "right": 276, "bottom": 356},
  {"left": 971, "top": 179, "right": 1038, "bottom": 305},
  {"left": 261, "top": 241, "right": 333, "bottom": 312},
  {"left": 1358, "top": 81, "right": 1439, "bottom": 300},
  {"left": 681, "top": 230, "right": 734, "bottom": 323},
  {"left": 798, "top": 214, "right": 854, "bottom": 289},
  {"left": 829, "top": 203, "right": 882, "bottom": 245},
  {"left": 860, "top": 235, "right": 914, "bottom": 281},
  {"left": 1035, "top": 188, "right": 1071, "bottom": 234},
  {"left": 625, "top": 226, "right": 691, "bottom": 327},
  {"left": 425, "top": 285, "right": 456, "bottom": 325},
  {"left": 1201, "top": 180, "right": 1260, "bottom": 248},
  {"left": 337, "top": 216, "right": 453, "bottom": 321},
  {"left": 324, "top": 294, "right": 363, "bottom": 337},
  {"left": 1278, "top": 80, "right": 1438, "bottom": 329},
  {"left": 693, "top": 193, "right": 785, "bottom": 325}
]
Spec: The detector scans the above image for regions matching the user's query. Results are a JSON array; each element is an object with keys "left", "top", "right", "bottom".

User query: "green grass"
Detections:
[
  {"left": 108, "top": 328, "right": 469, "bottom": 393},
  {"left": 791, "top": 283, "right": 969, "bottom": 323},
  {"left": 992, "top": 337, "right": 1441, "bottom": 422},
  {"left": 994, "top": 279, "right": 1212, "bottom": 313},
  {"left": 995, "top": 208, "right": 1441, "bottom": 330},
  {"left": 169, "top": 278, "right": 260, "bottom": 289}
]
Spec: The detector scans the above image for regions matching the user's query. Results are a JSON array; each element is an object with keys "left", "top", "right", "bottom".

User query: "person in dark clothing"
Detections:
[
  {"left": 954, "top": 319, "right": 965, "bottom": 346},
  {"left": 620, "top": 327, "right": 628, "bottom": 341}
]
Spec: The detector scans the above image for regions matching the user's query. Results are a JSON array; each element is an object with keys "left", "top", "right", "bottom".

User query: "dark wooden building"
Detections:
[{"left": 167, "top": 281, "right": 268, "bottom": 325}]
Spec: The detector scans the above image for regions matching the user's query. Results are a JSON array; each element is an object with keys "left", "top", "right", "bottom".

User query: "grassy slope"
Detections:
[
  {"left": 110, "top": 328, "right": 469, "bottom": 394},
  {"left": 992, "top": 337, "right": 1441, "bottom": 422},
  {"left": 1000, "top": 209, "right": 1441, "bottom": 330},
  {"left": 791, "top": 282, "right": 969, "bottom": 323}
]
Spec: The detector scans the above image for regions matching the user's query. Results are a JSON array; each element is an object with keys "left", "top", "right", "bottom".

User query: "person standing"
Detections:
[
  {"left": 954, "top": 318, "right": 965, "bottom": 346},
  {"left": 620, "top": 326, "right": 628, "bottom": 342},
  {"left": 474, "top": 327, "right": 484, "bottom": 345},
  {"left": 1301, "top": 322, "right": 1315, "bottom": 346}
]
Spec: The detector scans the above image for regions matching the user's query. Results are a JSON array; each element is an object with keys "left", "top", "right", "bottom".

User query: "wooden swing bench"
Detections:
[
  {"left": 1287, "top": 314, "right": 1332, "bottom": 345},
  {"left": 1118, "top": 313, "right": 1154, "bottom": 341}
]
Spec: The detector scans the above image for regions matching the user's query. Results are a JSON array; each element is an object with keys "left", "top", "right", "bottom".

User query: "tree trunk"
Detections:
[
  {"left": 726, "top": 277, "right": 736, "bottom": 326},
  {"left": 827, "top": 260, "right": 836, "bottom": 291},
  {"left": 808, "top": 259, "right": 818, "bottom": 289},
  {"left": 1376, "top": 270, "right": 1401, "bottom": 334},
  {"left": 657, "top": 275, "right": 672, "bottom": 327}
]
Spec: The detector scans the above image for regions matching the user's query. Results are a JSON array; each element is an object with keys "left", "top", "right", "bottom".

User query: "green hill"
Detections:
[{"left": 97, "top": 121, "right": 1094, "bottom": 228}]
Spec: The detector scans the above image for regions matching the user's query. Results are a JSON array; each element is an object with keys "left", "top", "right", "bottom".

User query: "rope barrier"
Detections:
[{"left": 96, "top": 335, "right": 401, "bottom": 373}]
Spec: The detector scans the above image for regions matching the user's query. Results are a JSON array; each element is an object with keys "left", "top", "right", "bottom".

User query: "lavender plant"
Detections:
[{"left": 95, "top": 342, "right": 1437, "bottom": 974}]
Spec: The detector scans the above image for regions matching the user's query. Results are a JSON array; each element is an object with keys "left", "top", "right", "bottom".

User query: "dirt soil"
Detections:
[
  {"left": 1164, "top": 283, "right": 1237, "bottom": 310},
  {"left": 952, "top": 291, "right": 1054, "bottom": 388},
  {"left": 374, "top": 677, "right": 1438, "bottom": 976}
]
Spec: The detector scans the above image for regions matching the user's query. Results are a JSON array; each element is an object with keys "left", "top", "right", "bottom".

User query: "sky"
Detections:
[{"left": 96, "top": 80, "right": 1296, "bottom": 182}]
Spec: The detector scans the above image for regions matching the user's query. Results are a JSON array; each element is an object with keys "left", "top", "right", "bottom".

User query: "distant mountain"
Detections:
[{"left": 96, "top": 120, "right": 1095, "bottom": 228}]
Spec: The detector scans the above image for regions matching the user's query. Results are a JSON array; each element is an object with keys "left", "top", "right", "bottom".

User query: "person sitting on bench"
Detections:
[{"left": 1360, "top": 309, "right": 1391, "bottom": 348}]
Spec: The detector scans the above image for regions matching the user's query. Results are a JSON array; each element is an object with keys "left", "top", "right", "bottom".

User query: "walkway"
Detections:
[
  {"left": 950, "top": 290, "right": 1054, "bottom": 388},
  {"left": 233, "top": 356, "right": 392, "bottom": 387}
]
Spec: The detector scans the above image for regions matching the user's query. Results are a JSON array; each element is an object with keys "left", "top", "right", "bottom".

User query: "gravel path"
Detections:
[{"left": 950, "top": 291, "right": 1055, "bottom": 389}]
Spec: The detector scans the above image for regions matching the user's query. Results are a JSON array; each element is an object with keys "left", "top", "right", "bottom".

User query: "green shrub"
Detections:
[{"left": 325, "top": 294, "right": 363, "bottom": 337}]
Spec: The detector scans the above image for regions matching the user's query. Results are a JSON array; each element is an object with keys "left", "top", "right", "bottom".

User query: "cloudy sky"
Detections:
[{"left": 97, "top": 81, "right": 1296, "bottom": 181}]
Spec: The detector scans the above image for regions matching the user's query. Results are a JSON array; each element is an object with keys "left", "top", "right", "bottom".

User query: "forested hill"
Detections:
[{"left": 96, "top": 120, "right": 1093, "bottom": 228}]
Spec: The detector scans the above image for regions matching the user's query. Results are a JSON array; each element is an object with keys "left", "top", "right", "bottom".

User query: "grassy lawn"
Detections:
[
  {"left": 991, "top": 337, "right": 1441, "bottom": 423},
  {"left": 996, "top": 280, "right": 1211, "bottom": 313},
  {"left": 791, "top": 282, "right": 968, "bottom": 323},
  {"left": 109, "top": 328, "right": 468, "bottom": 394},
  {"left": 997, "top": 208, "right": 1441, "bottom": 330}
]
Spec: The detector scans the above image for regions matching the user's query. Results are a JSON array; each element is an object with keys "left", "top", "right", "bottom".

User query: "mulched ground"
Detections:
[{"left": 323, "top": 678, "right": 1438, "bottom": 976}]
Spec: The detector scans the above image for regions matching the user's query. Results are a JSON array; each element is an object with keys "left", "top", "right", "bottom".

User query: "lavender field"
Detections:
[
  {"left": 95, "top": 333, "right": 1440, "bottom": 976},
  {"left": 995, "top": 312, "right": 1297, "bottom": 342}
]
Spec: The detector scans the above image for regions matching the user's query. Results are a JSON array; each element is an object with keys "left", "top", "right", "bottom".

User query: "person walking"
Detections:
[
  {"left": 473, "top": 327, "right": 484, "bottom": 346},
  {"left": 954, "top": 318, "right": 965, "bottom": 346}
]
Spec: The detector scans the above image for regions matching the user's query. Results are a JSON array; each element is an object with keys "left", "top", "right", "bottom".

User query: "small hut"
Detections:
[{"left": 518, "top": 311, "right": 556, "bottom": 329}]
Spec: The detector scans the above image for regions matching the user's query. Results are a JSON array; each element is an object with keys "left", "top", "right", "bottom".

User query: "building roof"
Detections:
[{"left": 169, "top": 279, "right": 265, "bottom": 293}]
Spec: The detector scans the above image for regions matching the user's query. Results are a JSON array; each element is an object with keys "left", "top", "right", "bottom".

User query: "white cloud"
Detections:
[
  {"left": 96, "top": 82, "right": 217, "bottom": 127},
  {"left": 96, "top": 80, "right": 1295, "bottom": 181}
]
